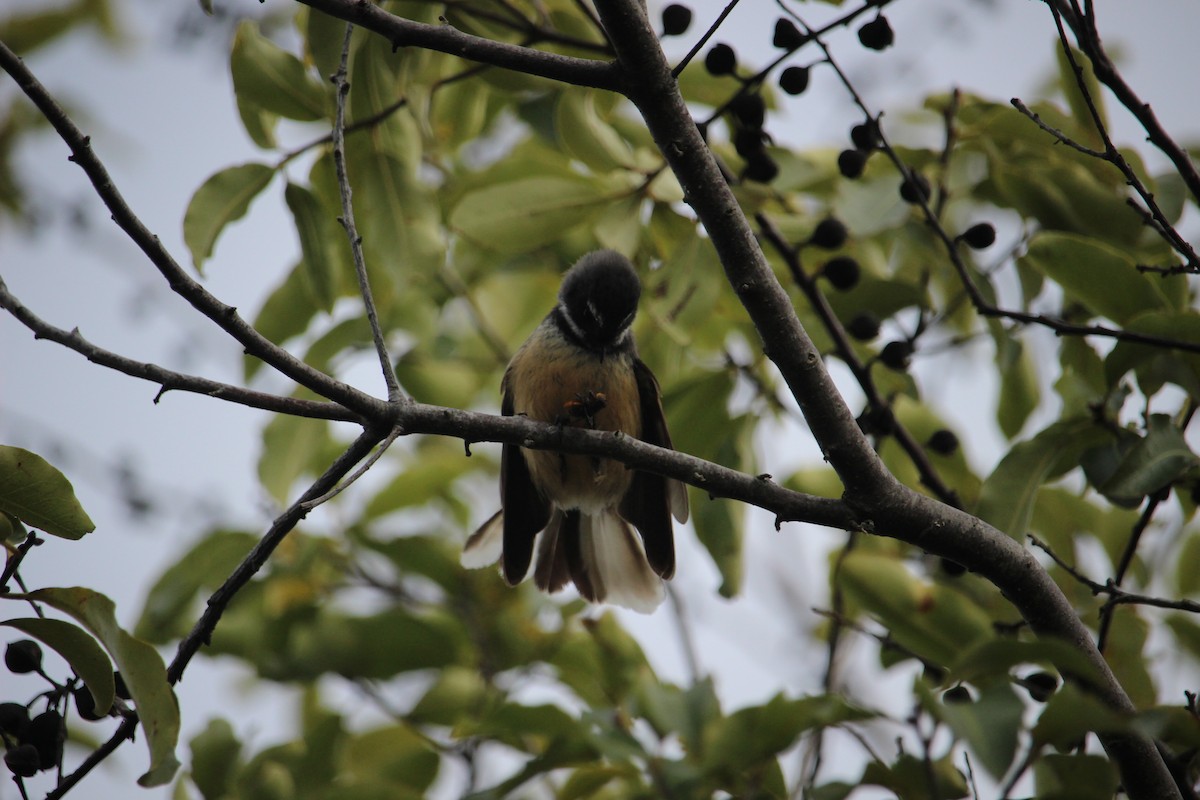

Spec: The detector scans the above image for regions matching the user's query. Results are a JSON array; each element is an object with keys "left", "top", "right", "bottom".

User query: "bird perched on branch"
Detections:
[{"left": 462, "top": 250, "right": 689, "bottom": 612}]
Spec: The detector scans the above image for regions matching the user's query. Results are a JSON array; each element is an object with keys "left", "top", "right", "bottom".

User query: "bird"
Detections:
[{"left": 461, "top": 250, "right": 689, "bottom": 613}]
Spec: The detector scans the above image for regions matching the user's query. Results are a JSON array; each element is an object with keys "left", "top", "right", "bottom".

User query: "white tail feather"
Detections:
[
  {"left": 461, "top": 511, "right": 504, "bottom": 568},
  {"left": 581, "top": 511, "right": 664, "bottom": 613}
]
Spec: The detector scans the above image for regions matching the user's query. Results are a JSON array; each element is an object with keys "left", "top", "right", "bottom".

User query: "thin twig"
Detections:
[
  {"left": 0, "top": 276, "right": 358, "bottom": 422},
  {"left": 1096, "top": 491, "right": 1163, "bottom": 651},
  {"left": 666, "top": 584, "right": 702, "bottom": 685},
  {"left": 671, "top": 0, "right": 742, "bottom": 78},
  {"left": 301, "top": 425, "right": 401, "bottom": 508},
  {"left": 330, "top": 24, "right": 404, "bottom": 404}
]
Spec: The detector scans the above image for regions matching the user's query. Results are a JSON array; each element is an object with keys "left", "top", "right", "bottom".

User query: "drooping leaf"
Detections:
[
  {"left": 1094, "top": 414, "right": 1197, "bottom": 506},
  {"left": 449, "top": 176, "right": 609, "bottom": 253},
  {"left": 26, "top": 588, "right": 180, "bottom": 786},
  {"left": 1033, "top": 753, "right": 1118, "bottom": 800},
  {"left": 284, "top": 182, "right": 338, "bottom": 311},
  {"left": 1, "top": 617, "right": 114, "bottom": 714},
  {"left": 1019, "top": 231, "right": 1176, "bottom": 324},
  {"left": 0, "top": 445, "right": 94, "bottom": 539},
  {"left": 188, "top": 718, "right": 242, "bottom": 800},
  {"left": 926, "top": 681, "right": 1022, "bottom": 779},
  {"left": 230, "top": 20, "right": 327, "bottom": 121},
  {"left": 183, "top": 162, "right": 275, "bottom": 272}
]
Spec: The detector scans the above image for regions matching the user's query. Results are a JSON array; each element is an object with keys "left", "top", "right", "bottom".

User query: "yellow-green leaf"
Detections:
[
  {"left": 183, "top": 163, "right": 274, "bottom": 272},
  {"left": 231, "top": 20, "right": 327, "bottom": 121},
  {"left": 1, "top": 618, "right": 114, "bottom": 714},
  {"left": 0, "top": 445, "right": 94, "bottom": 539}
]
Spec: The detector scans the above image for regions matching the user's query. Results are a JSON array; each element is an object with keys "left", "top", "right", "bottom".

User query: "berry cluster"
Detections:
[{"left": 2, "top": 639, "right": 127, "bottom": 782}]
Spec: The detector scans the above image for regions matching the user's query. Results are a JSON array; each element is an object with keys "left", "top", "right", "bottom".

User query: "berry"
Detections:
[
  {"left": 734, "top": 127, "right": 767, "bottom": 158},
  {"left": 74, "top": 686, "right": 105, "bottom": 721},
  {"left": 729, "top": 93, "right": 765, "bottom": 129},
  {"left": 772, "top": 18, "right": 806, "bottom": 51},
  {"left": 5, "top": 640, "right": 43, "bottom": 674},
  {"left": 810, "top": 217, "right": 847, "bottom": 249},
  {"left": 899, "top": 172, "right": 931, "bottom": 204},
  {"left": 857, "top": 16, "right": 895, "bottom": 51},
  {"left": 850, "top": 121, "right": 880, "bottom": 150},
  {"left": 846, "top": 312, "right": 881, "bottom": 341},
  {"left": 927, "top": 429, "right": 959, "bottom": 455},
  {"left": 29, "top": 711, "right": 64, "bottom": 771},
  {"left": 943, "top": 685, "right": 973, "bottom": 704},
  {"left": 822, "top": 256, "right": 860, "bottom": 291},
  {"left": 1023, "top": 672, "right": 1059, "bottom": 703},
  {"left": 857, "top": 404, "right": 895, "bottom": 437},
  {"left": 0, "top": 703, "right": 30, "bottom": 738},
  {"left": 961, "top": 222, "right": 996, "bottom": 249},
  {"left": 661, "top": 4, "right": 692, "bottom": 37},
  {"left": 114, "top": 671, "right": 131, "bottom": 701},
  {"left": 837, "top": 148, "right": 867, "bottom": 179},
  {"left": 879, "top": 340, "right": 913, "bottom": 371},
  {"left": 704, "top": 43, "right": 737, "bottom": 76},
  {"left": 743, "top": 152, "right": 779, "bottom": 184},
  {"left": 4, "top": 744, "right": 40, "bottom": 778},
  {"left": 778, "top": 66, "right": 810, "bottom": 95}
]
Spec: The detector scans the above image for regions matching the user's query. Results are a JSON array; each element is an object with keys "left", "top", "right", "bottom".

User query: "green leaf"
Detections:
[
  {"left": 0, "top": 617, "right": 114, "bottom": 714},
  {"left": 188, "top": 718, "right": 242, "bottom": 800},
  {"left": 996, "top": 337, "right": 1039, "bottom": 438},
  {"left": 861, "top": 753, "right": 969, "bottom": 800},
  {"left": 230, "top": 20, "right": 327, "bottom": 121},
  {"left": 135, "top": 530, "right": 257, "bottom": 643},
  {"left": 951, "top": 638, "right": 1105, "bottom": 689},
  {"left": 0, "top": 445, "right": 94, "bottom": 539},
  {"left": 975, "top": 418, "right": 1106, "bottom": 538},
  {"left": 408, "top": 666, "right": 489, "bottom": 726},
  {"left": 247, "top": 264, "right": 321, "bottom": 380},
  {"left": 183, "top": 162, "right": 274, "bottom": 272},
  {"left": 288, "top": 608, "right": 464, "bottom": 680},
  {"left": 1094, "top": 415, "right": 1197, "bottom": 505},
  {"left": 838, "top": 552, "right": 992, "bottom": 667},
  {"left": 284, "top": 182, "right": 338, "bottom": 311},
  {"left": 555, "top": 90, "right": 634, "bottom": 172},
  {"left": 1056, "top": 46, "right": 1106, "bottom": 149},
  {"left": 1104, "top": 310, "right": 1200, "bottom": 396},
  {"left": 632, "top": 675, "right": 721, "bottom": 759},
  {"left": 449, "top": 177, "right": 609, "bottom": 253},
  {"left": 27, "top": 587, "right": 180, "bottom": 786},
  {"left": 928, "top": 681, "right": 1022, "bottom": 779},
  {"left": 1019, "top": 231, "right": 1174, "bottom": 324},
  {"left": 1033, "top": 753, "right": 1118, "bottom": 800},
  {"left": 339, "top": 725, "right": 439, "bottom": 791},
  {"left": 257, "top": 415, "right": 333, "bottom": 504},
  {"left": 1032, "top": 682, "right": 1129, "bottom": 750}
]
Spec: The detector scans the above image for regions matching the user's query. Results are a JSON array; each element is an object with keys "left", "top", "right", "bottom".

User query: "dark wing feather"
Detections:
[
  {"left": 500, "top": 375, "right": 551, "bottom": 585},
  {"left": 619, "top": 358, "right": 684, "bottom": 579}
]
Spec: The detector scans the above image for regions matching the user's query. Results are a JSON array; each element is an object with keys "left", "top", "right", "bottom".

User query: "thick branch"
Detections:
[
  {"left": 295, "top": 0, "right": 619, "bottom": 90},
  {"left": 0, "top": 41, "right": 389, "bottom": 423}
]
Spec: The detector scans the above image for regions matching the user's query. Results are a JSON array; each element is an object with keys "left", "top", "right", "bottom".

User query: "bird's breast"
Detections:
[{"left": 507, "top": 331, "right": 640, "bottom": 512}]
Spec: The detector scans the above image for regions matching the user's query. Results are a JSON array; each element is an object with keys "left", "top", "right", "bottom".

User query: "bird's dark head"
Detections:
[{"left": 556, "top": 250, "right": 642, "bottom": 352}]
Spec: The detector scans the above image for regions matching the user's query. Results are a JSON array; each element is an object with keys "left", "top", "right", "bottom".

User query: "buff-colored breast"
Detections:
[{"left": 506, "top": 325, "right": 641, "bottom": 513}]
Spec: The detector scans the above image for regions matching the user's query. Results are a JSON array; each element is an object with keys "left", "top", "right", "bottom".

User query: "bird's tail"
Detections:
[{"left": 534, "top": 508, "right": 665, "bottom": 613}]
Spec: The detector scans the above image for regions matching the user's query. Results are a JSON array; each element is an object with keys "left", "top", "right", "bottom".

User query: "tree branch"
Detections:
[
  {"left": 295, "top": 0, "right": 619, "bottom": 90},
  {"left": 0, "top": 41, "right": 389, "bottom": 423},
  {"left": 0, "top": 275, "right": 359, "bottom": 422}
]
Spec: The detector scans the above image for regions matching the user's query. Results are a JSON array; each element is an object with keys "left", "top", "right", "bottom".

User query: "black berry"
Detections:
[
  {"left": 778, "top": 66, "right": 810, "bottom": 95},
  {"left": 28, "top": 711, "right": 64, "bottom": 771},
  {"left": 879, "top": 340, "right": 913, "bottom": 371},
  {"left": 899, "top": 172, "right": 930, "bottom": 204},
  {"left": 1023, "top": 672, "right": 1059, "bottom": 703},
  {"left": 705, "top": 43, "right": 737, "bottom": 76},
  {"left": 772, "top": 18, "right": 806, "bottom": 51},
  {"left": 927, "top": 429, "right": 959, "bottom": 455},
  {"left": 5, "top": 640, "right": 43, "bottom": 674},
  {"left": 943, "top": 685, "right": 973, "bottom": 704},
  {"left": 857, "top": 16, "right": 894, "bottom": 51},
  {"left": 837, "top": 148, "right": 867, "bottom": 179},
  {"left": 114, "top": 671, "right": 131, "bottom": 701},
  {"left": 4, "top": 744, "right": 40, "bottom": 778},
  {"left": 0, "top": 703, "right": 30, "bottom": 738},
  {"left": 810, "top": 217, "right": 848, "bottom": 249},
  {"left": 846, "top": 312, "right": 881, "bottom": 341},
  {"left": 729, "top": 93, "right": 765, "bottom": 129},
  {"left": 850, "top": 121, "right": 880, "bottom": 150},
  {"left": 743, "top": 152, "right": 779, "bottom": 184},
  {"left": 734, "top": 127, "right": 767, "bottom": 158},
  {"left": 858, "top": 404, "right": 895, "bottom": 437},
  {"left": 74, "top": 686, "right": 105, "bottom": 721},
  {"left": 661, "top": 4, "right": 692, "bottom": 36},
  {"left": 961, "top": 222, "right": 996, "bottom": 249},
  {"left": 822, "top": 256, "right": 860, "bottom": 291}
]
